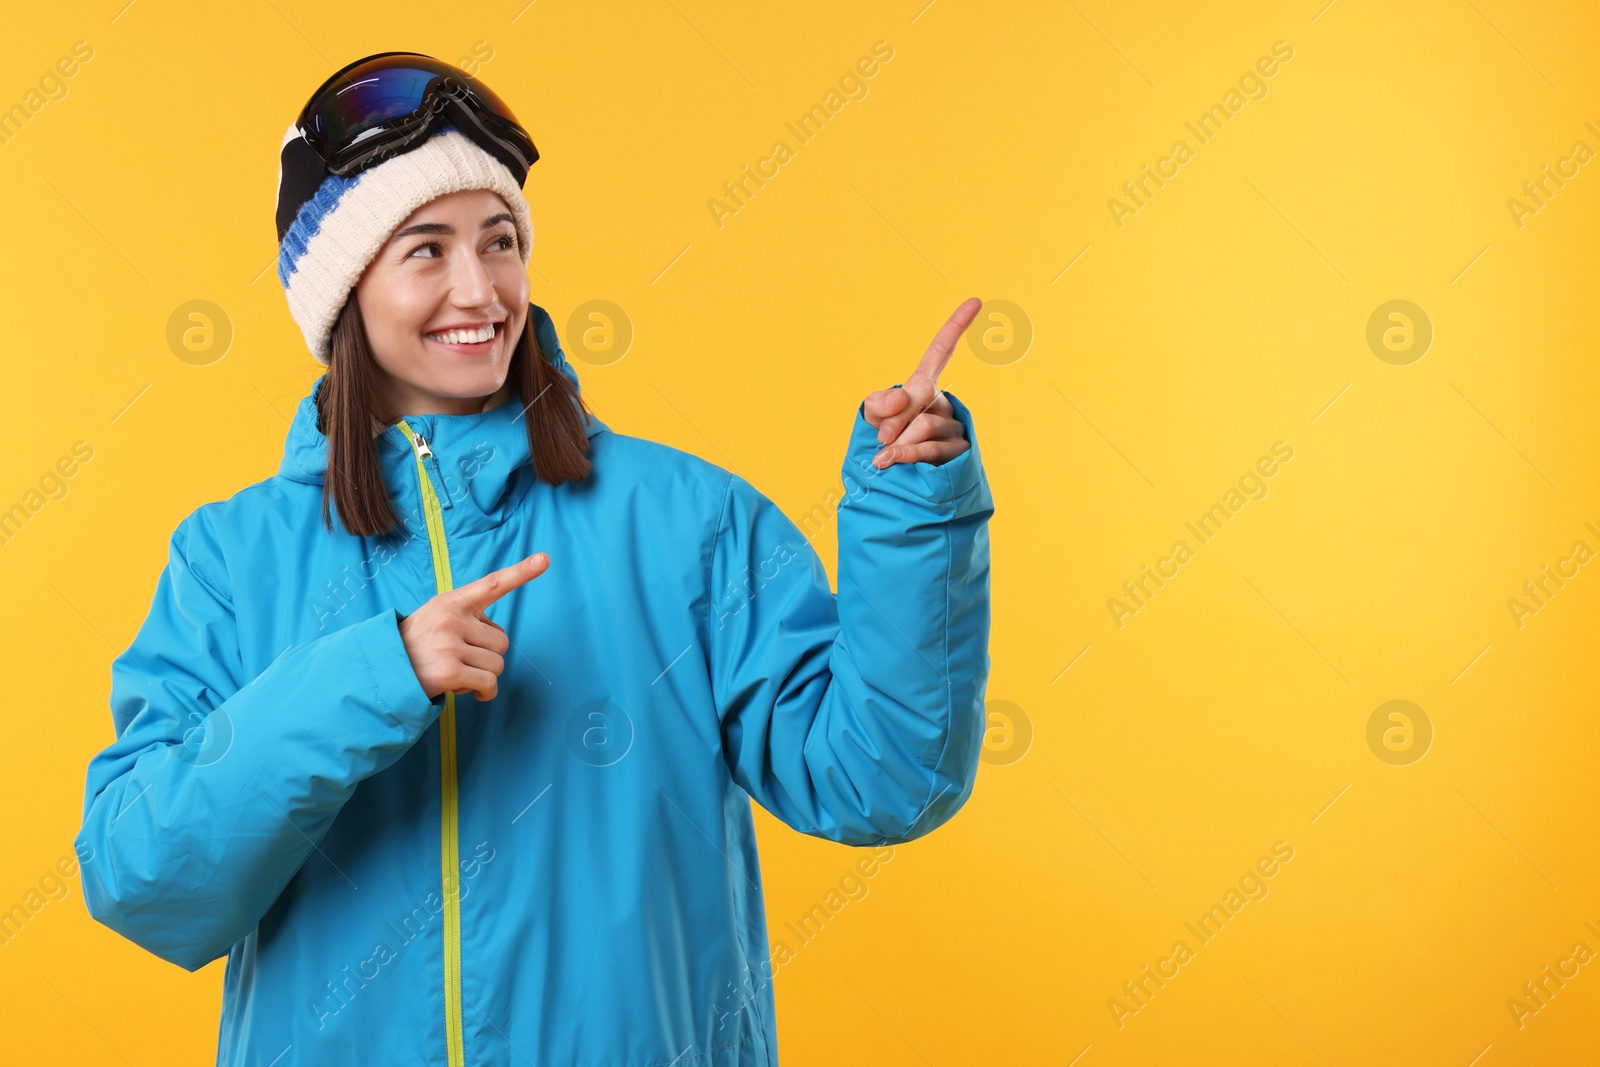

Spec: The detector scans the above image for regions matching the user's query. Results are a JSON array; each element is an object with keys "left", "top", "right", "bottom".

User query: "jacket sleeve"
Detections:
[
  {"left": 73, "top": 509, "right": 442, "bottom": 972},
  {"left": 708, "top": 388, "right": 994, "bottom": 846}
]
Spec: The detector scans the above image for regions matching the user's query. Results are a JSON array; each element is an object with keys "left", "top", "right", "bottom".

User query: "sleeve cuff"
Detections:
[
  {"left": 352, "top": 609, "right": 443, "bottom": 732},
  {"left": 846, "top": 386, "right": 984, "bottom": 507}
]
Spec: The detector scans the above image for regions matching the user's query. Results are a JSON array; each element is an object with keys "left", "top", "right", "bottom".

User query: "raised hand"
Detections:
[
  {"left": 863, "top": 297, "right": 981, "bottom": 468},
  {"left": 398, "top": 552, "right": 548, "bottom": 702}
]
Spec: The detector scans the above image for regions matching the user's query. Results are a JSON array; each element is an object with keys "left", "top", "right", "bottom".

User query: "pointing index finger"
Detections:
[
  {"left": 454, "top": 553, "right": 549, "bottom": 613},
  {"left": 910, "top": 297, "right": 983, "bottom": 385}
]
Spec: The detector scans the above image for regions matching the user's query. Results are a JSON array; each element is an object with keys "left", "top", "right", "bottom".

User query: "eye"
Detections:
[{"left": 406, "top": 235, "right": 515, "bottom": 260}]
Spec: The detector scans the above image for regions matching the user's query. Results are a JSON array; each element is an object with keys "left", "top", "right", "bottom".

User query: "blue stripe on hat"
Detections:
[
  {"left": 276, "top": 123, "right": 461, "bottom": 290},
  {"left": 277, "top": 171, "right": 360, "bottom": 289}
]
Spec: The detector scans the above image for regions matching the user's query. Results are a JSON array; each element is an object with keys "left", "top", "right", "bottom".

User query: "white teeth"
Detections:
[{"left": 427, "top": 323, "right": 496, "bottom": 344}]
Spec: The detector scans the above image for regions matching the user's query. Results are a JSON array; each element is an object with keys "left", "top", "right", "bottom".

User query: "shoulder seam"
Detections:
[
  {"left": 702, "top": 470, "right": 736, "bottom": 678},
  {"left": 177, "top": 511, "right": 236, "bottom": 609},
  {"left": 706, "top": 469, "right": 735, "bottom": 589}
]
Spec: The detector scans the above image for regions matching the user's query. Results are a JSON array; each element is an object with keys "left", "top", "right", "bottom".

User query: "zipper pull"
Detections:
[{"left": 408, "top": 427, "right": 454, "bottom": 510}]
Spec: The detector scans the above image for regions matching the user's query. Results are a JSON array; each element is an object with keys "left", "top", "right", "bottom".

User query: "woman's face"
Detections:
[{"left": 355, "top": 189, "right": 530, "bottom": 418}]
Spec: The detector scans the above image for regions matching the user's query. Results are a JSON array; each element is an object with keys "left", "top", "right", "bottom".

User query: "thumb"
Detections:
[{"left": 867, "top": 386, "right": 908, "bottom": 423}]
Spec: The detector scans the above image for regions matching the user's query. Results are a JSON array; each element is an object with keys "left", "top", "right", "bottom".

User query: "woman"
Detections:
[{"left": 74, "top": 52, "right": 995, "bottom": 1066}]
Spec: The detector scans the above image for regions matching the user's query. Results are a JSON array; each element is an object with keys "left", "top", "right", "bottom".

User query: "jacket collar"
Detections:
[{"left": 278, "top": 305, "right": 607, "bottom": 535}]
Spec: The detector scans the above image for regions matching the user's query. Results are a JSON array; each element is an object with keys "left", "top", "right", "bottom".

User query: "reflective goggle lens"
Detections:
[
  {"left": 298, "top": 53, "right": 533, "bottom": 176},
  {"left": 307, "top": 63, "right": 444, "bottom": 149}
]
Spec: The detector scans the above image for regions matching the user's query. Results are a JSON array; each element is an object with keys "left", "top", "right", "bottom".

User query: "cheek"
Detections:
[
  {"left": 494, "top": 263, "right": 530, "bottom": 305},
  {"left": 357, "top": 274, "right": 433, "bottom": 370},
  {"left": 388, "top": 281, "right": 435, "bottom": 324}
]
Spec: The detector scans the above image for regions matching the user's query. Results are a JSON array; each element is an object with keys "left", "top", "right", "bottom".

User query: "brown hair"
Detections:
[{"left": 315, "top": 295, "right": 594, "bottom": 537}]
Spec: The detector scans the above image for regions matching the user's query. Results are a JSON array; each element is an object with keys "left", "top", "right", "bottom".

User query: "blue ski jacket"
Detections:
[{"left": 74, "top": 302, "right": 995, "bottom": 1066}]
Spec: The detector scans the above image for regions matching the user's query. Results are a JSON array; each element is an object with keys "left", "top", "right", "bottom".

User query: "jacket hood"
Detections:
[{"left": 277, "top": 303, "right": 607, "bottom": 530}]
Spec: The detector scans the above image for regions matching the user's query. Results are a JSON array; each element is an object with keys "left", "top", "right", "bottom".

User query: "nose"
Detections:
[{"left": 447, "top": 242, "right": 499, "bottom": 309}]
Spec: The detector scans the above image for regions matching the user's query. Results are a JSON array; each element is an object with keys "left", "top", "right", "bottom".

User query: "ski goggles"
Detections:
[{"left": 294, "top": 51, "right": 539, "bottom": 185}]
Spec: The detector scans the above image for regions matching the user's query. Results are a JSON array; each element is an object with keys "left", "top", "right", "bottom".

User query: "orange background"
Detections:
[{"left": 3, "top": 1, "right": 1598, "bottom": 1063}]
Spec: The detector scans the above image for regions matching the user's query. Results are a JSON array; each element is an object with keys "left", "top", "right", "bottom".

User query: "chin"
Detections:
[{"left": 421, "top": 363, "right": 507, "bottom": 395}]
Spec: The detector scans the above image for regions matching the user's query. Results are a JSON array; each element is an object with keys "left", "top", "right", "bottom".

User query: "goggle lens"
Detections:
[{"left": 297, "top": 53, "right": 535, "bottom": 178}]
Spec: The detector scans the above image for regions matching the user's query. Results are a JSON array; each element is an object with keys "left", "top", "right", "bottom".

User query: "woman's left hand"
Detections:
[{"left": 863, "top": 297, "right": 982, "bottom": 469}]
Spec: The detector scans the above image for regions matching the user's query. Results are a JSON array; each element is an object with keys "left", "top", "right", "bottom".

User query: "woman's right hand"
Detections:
[{"left": 398, "top": 552, "right": 549, "bottom": 702}]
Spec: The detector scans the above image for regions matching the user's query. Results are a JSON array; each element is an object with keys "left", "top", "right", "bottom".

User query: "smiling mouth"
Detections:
[{"left": 424, "top": 323, "right": 500, "bottom": 349}]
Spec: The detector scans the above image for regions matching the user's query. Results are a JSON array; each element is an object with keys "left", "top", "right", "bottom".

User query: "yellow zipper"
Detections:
[{"left": 396, "top": 419, "right": 465, "bottom": 1067}]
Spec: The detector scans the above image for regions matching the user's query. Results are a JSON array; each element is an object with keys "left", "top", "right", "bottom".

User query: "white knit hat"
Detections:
[{"left": 274, "top": 121, "right": 534, "bottom": 364}]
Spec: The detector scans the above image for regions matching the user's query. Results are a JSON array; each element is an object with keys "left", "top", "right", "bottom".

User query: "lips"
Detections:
[{"left": 424, "top": 322, "right": 499, "bottom": 351}]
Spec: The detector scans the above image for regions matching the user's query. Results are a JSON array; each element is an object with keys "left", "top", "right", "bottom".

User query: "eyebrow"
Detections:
[{"left": 390, "top": 212, "right": 516, "bottom": 243}]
